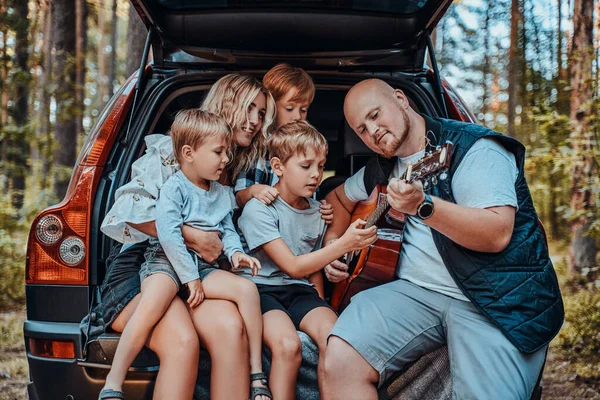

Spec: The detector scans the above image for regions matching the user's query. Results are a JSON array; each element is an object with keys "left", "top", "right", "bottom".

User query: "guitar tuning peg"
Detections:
[{"left": 439, "top": 171, "right": 448, "bottom": 181}]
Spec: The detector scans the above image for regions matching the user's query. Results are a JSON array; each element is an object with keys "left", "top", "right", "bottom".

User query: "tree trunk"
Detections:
[
  {"left": 97, "top": 0, "right": 107, "bottom": 107},
  {"left": 8, "top": 0, "right": 31, "bottom": 209},
  {"left": 568, "top": 0, "right": 596, "bottom": 275},
  {"left": 125, "top": 3, "right": 147, "bottom": 77},
  {"left": 39, "top": 1, "right": 53, "bottom": 189},
  {"left": 52, "top": 0, "right": 78, "bottom": 200},
  {"left": 556, "top": 0, "right": 570, "bottom": 114},
  {"left": 507, "top": 0, "right": 522, "bottom": 138},
  {"left": 74, "top": 0, "right": 87, "bottom": 136},
  {"left": 0, "top": 0, "right": 8, "bottom": 179},
  {"left": 480, "top": 3, "right": 492, "bottom": 124},
  {"left": 108, "top": 0, "right": 118, "bottom": 96}
]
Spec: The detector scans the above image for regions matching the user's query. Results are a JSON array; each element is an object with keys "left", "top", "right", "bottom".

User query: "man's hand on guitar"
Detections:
[
  {"left": 339, "top": 218, "right": 378, "bottom": 252},
  {"left": 324, "top": 260, "right": 349, "bottom": 283},
  {"left": 387, "top": 178, "right": 426, "bottom": 216}
]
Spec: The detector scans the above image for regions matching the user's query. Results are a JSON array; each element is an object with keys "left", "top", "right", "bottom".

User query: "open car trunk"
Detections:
[{"left": 80, "top": 69, "right": 453, "bottom": 399}]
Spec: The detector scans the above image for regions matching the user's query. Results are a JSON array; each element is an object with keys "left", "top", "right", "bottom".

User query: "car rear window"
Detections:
[{"left": 155, "top": 0, "right": 428, "bottom": 14}]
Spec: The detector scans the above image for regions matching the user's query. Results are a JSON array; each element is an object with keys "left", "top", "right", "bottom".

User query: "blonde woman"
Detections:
[
  {"left": 91, "top": 73, "right": 276, "bottom": 400},
  {"left": 201, "top": 73, "right": 276, "bottom": 186}
]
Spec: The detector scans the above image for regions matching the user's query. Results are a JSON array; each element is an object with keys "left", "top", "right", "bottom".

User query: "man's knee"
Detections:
[{"left": 324, "top": 336, "right": 378, "bottom": 384}]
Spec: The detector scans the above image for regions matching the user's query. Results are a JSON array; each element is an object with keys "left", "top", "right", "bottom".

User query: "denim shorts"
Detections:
[
  {"left": 80, "top": 241, "right": 219, "bottom": 340},
  {"left": 80, "top": 241, "right": 147, "bottom": 339},
  {"left": 140, "top": 242, "right": 218, "bottom": 289}
]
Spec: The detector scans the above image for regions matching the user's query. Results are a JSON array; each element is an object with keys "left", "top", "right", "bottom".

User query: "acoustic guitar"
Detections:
[{"left": 330, "top": 142, "right": 453, "bottom": 312}]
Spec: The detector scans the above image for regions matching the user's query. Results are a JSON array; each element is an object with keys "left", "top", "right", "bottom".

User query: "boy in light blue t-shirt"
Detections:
[{"left": 237, "top": 121, "right": 377, "bottom": 399}]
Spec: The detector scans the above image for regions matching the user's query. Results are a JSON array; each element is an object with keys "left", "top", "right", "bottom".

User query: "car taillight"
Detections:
[
  {"left": 29, "top": 338, "right": 75, "bottom": 359},
  {"left": 26, "top": 165, "right": 98, "bottom": 284},
  {"left": 26, "top": 70, "right": 141, "bottom": 285}
]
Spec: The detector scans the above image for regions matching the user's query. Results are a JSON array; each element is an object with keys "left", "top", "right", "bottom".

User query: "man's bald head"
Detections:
[
  {"left": 344, "top": 79, "right": 396, "bottom": 116},
  {"left": 343, "top": 79, "right": 416, "bottom": 158}
]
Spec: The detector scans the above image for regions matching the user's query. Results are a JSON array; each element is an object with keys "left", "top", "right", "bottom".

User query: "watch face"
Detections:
[{"left": 419, "top": 203, "right": 434, "bottom": 219}]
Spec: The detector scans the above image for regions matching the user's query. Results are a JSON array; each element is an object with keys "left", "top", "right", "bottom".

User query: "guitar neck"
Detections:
[{"left": 364, "top": 169, "right": 410, "bottom": 229}]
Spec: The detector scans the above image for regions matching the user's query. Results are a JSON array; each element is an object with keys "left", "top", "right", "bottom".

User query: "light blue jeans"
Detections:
[{"left": 330, "top": 279, "right": 547, "bottom": 399}]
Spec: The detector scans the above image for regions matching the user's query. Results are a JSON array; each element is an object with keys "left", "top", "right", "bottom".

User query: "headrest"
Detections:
[{"left": 343, "top": 120, "right": 375, "bottom": 157}]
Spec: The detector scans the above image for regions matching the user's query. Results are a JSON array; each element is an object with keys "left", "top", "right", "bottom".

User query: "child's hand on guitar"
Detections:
[
  {"left": 340, "top": 219, "right": 378, "bottom": 252},
  {"left": 387, "top": 178, "right": 425, "bottom": 215}
]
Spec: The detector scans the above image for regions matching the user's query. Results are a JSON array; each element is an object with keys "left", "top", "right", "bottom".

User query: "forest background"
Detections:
[{"left": 0, "top": 0, "right": 599, "bottom": 398}]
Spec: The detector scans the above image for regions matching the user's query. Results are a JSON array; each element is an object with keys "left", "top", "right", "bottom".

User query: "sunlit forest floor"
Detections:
[{"left": 1, "top": 248, "right": 598, "bottom": 399}]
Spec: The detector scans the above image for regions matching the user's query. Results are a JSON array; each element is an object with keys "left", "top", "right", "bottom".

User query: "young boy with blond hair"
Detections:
[
  {"left": 99, "top": 109, "right": 272, "bottom": 400},
  {"left": 236, "top": 121, "right": 377, "bottom": 400}
]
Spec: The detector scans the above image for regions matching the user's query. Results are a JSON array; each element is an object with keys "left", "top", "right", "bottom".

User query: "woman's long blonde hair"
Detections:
[{"left": 200, "top": 74, "right": 276, "bottom": 182}]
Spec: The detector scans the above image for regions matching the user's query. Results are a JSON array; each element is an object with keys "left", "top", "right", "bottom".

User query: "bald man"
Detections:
[{"left": 320, "top": 80, "right": 563, "bottom": 399}]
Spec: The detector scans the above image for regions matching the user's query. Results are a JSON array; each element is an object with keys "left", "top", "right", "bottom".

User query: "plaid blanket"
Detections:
[{"left": 193, "top": 332, "right": 451, "bottom": 399}]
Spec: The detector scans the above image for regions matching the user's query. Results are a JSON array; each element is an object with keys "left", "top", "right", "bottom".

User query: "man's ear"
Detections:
[
  {"left": 270, "top": 157, "right": 284, "bottom": 177},
  {"left": 393, "top": 89, "right": 408, "bottom": 108},
  {"left": 181, "top": 145, "right": 194, "bottom": 162}
]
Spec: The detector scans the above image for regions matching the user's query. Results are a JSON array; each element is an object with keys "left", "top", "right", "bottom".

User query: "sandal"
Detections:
[
  {"left": 250, "top": 372, "right": 273, "bottom": 400},
  {"left": 98, "top": 388, "right": 125, "bottom": 400}
]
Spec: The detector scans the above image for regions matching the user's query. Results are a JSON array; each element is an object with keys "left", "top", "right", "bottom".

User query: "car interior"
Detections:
[{"left": 94, "top": 73, "right": 436, "bottom": 291}]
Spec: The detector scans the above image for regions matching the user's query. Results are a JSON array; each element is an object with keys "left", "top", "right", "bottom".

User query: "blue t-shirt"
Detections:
[{"left": 344, "top": 138, "right": 518, "bottom": 301}]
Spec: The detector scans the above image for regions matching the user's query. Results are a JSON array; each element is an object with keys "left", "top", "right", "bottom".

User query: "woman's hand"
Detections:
[
  {"left": 186, "top": 279, "right": 205, "bottom": 308},
  {"left": 319, "top": 200, "right": 334, "bottom": 225},
  {"left": 181, "top": 226, "right": 224, "bottom": 263},
  {"left": 251, "top": 184, "right": 279, "bottom": 205},
  {"left": 231, "top": 251, "right": 261, "bottom": 276},
  {"left": 339, "top": 219, "right": 378, "bottom": 252}
]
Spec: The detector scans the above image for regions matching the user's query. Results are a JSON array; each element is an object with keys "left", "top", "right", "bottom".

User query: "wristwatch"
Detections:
[{"left": 416, "top": 193, "right": 435, "bottom": 220}]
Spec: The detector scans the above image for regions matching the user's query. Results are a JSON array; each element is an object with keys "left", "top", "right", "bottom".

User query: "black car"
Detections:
[{"left": 24, "top": 1, "right": 543, "bottom": 399}]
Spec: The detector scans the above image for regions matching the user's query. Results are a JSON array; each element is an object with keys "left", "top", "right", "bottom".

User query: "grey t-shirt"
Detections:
[
  {"left": 344, "top": 138, "right": 518, "bottom": 302},
  {"left": 236, "top": 196, "right": 325, "bottom": 286}
]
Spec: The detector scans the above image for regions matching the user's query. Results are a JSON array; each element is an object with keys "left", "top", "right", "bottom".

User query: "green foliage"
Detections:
[
  {"left": 0, "top": 192, "right": 26, "bottom": 309},
  {"left": 553, "top": 288, "right": 600, "bottom": 378}
]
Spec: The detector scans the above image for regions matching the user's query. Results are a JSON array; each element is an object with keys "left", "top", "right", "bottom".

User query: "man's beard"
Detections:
[{"left": 379, "top": 107, "right": 410, "bottom": 158}]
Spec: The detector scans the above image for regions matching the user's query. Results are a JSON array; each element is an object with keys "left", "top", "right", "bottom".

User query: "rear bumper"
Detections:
[{"left": 24, "top": 320, "right": 156, "bottom": 400}]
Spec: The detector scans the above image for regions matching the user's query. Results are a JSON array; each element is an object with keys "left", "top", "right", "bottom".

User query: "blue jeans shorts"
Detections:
[{"left": 140, "top": 242, "right": 219, "bottom": 289}]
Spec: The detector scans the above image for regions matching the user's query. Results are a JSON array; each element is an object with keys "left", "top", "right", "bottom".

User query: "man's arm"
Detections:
[
  {"left": 387, "top": 179, "right": 515, "bottom": 253},
  {"left": 323, "top": 184, "right": 356, "bottom": 244}
]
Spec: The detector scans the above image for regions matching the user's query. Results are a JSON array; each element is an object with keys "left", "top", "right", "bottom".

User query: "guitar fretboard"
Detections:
[{"left": 363, "top": 168, "right": 410, "bottom": 229}]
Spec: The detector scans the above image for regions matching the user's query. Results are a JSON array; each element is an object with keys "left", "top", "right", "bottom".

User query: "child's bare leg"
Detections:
[
  {"left": 201, "top": 271, "right": 268, "bottom": 398},
  {"left": 307, "top": 271, "right": 325, "bottom": 299},
  {"left": 103, "top": 274, "right": 178, "bottom": 394},
  {"left": 299, "top": 307, "right": 338, "bottom": 394},
  {"left": 263, "top": 310, "right": 302, "bottom": 400}
]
